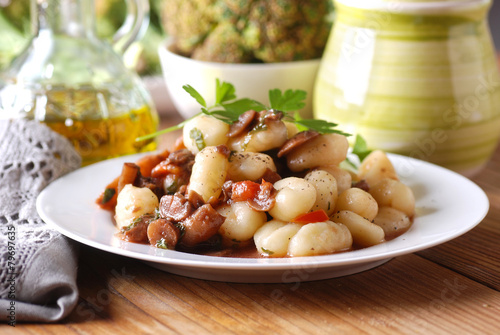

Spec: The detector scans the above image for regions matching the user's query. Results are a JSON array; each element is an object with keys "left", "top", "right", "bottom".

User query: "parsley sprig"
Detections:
[
  {"left": 136, "top": 79, "right": 350, "bottom": 142},
  {"left": 184, "top": 79, "right": 267, "bottom": 124},
  {"left": 344, "top": 134, "right": 374, "bottom": 169},
  {"left": 291, "top": 112, "right": 350, "bottom": 136}
]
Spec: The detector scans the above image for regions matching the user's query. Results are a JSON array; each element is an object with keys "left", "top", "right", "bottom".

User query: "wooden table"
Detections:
[{"left": 11, "top": 111, "right": 500, "bottom": 334}]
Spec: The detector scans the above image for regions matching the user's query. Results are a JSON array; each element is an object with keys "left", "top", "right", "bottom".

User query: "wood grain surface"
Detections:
[{"left": 3, "top": 111, "right": 500, "bottom": 334}]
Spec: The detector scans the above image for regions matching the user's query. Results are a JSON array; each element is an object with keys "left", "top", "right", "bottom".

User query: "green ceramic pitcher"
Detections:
[{"left": 314, "top": 0, "right": 500, "bottom": 176}]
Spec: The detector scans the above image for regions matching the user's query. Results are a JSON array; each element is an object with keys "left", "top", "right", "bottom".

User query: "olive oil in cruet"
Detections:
[{"left": 0, "top": 0, "right": 159, "bottom": 166}]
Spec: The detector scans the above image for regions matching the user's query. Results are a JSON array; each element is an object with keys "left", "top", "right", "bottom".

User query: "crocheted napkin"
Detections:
[{"left": 0, "top": 119, "right": 81, "bottom": 323}]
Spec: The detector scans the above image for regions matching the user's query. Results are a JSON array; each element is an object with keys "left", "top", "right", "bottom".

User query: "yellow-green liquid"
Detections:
[{"left": 29, "top": 87, "right": 158, "bottom": 166}]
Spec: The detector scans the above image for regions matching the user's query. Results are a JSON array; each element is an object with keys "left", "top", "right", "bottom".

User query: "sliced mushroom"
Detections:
[
  {"left": 159, "top": 193, "right": 194, "bottom": 222},
  {"left": 228, "top": 110, "right": 257, "bottom": 138},
  {"left": 277, "top": 130, "right": 320, "bottom": 158},
  {"left": 147, "top": 218, "right": 181, "bottom": 249}
]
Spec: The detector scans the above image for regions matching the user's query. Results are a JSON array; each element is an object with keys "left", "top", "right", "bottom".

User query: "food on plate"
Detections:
[{"left": 96, "top": 80, "right": 416, "bottom": 257}]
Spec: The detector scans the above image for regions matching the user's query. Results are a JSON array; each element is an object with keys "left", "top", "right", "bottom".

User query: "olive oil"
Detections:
[
  {"left": 25, "top": 86, "right": 159, "bottom": 166},
  {"left": 44, "top": 106, "right": 157, "bottom": 165},
  {"left": 0, "top": 0, "right": 158, "bottom": 166}
]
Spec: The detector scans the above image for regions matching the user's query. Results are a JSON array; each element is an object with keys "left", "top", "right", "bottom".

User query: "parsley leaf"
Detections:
[
  {"left": 344, "top": 134, "right": 373, "bottom": 169},
  {"left": 222, "top": 98, "right": 266, "bottom": 117},
  {"left": 215, "top": 78, "right": 237, "bottom": 104},
  {"left": 352, "top": 134, "right": 372, "bottom": 161},
  {"left": 291, "top": 112, "right": 351, "bottom": 136},
  {"left": 198, "top": 80, "right": 265, "bottom": 124},
  {"left": 183, "top": 84, "right": 206, "bottom": 108},
  {"left": 269, "top": 89, "right": 306, "bottom": 111}
]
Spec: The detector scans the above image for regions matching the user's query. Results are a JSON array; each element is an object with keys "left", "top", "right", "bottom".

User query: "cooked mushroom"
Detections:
[{"left": 277, "top": 130, "right": 319, "bottom": 158}]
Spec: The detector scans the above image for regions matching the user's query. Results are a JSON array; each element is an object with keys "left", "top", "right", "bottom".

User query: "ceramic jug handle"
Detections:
[{"left": 112, "top": 0, "right": 149, "bottom": 54}]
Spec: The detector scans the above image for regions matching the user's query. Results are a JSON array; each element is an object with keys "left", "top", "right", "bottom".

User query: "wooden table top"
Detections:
[{"left": 10, "top": 110, "right": 500, "bottom": 334}]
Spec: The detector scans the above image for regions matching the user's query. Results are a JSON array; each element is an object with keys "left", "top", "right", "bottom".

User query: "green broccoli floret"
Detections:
[
  {"left": 160, "top": 0, "right": 333, "bottom": 63},
  {"left": 160, "top": 0, "right": 218, "bottom": 56}
]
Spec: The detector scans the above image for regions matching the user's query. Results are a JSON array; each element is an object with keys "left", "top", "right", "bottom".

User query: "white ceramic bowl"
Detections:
[{"left": 158, "top": 39, "right": 321, "bottom": 119}]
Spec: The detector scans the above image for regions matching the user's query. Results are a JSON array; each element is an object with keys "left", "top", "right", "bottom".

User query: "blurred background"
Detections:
[
  {"left": 490, "top": 0, "right": 500, "bottom": 50},
  {"left": 0, "top": 0, "right": 499, "bottom": 113},
  {"left": 1, "top": 0, "right": 498, "bottom": 74},
  {"left": 0, "top": 0, "right": 166, "bottom": 76}
]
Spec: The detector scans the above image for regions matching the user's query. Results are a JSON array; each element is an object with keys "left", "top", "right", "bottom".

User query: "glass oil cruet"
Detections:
[{"left": 0, "top": 0, "right": 159, "bottom": 166}]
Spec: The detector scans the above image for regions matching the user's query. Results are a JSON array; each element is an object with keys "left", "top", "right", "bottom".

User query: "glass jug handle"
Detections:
[{"left": 112, "top": 0, "right": 150, "bottom": 54}]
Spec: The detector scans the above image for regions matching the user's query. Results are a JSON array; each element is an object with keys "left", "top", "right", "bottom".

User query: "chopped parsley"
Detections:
[
  {"left": 261, "top": 247, "right": 275, "bottom": 256},
  {"left": 101, "top": 188, "right": 116, "bottom": 204},
  {"left": 121, "top": 216, "right": 142, "bottom": 232},
  {"left": 156, "top": 238, "right": 168, "bottom": 249},
  {"left": 189, "top": 127, "right": 206, "bottom": 151},
  {"left": 345, "top": 134, "right": 374, "bottom": 169}
]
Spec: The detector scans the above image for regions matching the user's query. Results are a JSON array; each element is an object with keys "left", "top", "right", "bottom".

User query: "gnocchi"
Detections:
[
  {"left": 373, "top": 206, "right": 412, "bottom": 239},
  {"left": 183, "top": 115, "right": 230, "bottom": 154},
  {"left": 229, "top": 119, "right": 288, "bottom": 153},
  {"left": 98, "top": 94, "right": 416, "bottom": 258},
  {"left": 253, "top": 220, "right": 302, "bottom": 257},
  {"left": 317, "top": 165, "right": 352, "bottom": 195},
  {"left": 286, "top": 133, "right": 349, "bottom": 172},
  {"left": 114, "top": 184, "right": 159, "bottom": 230},
  {"left": 288, "top": 221, "right": 352, "bottom": 257},
  {"left": 284, "top": 121, "right": 300, "bottom": 138},
  {"left": 335, "top": 188, "right": 378, "bottom": 221},
  {"left": 188, "top": 145, "right": 229, "bottom": 203},
  {"left": 369, "top": 178, "right": 415, "bottom": 217},
  {"left": 358, "top": 150, "right": 398, "bottom": 186},
  {"left": 227, "top": 152, "right": 277, "bottom": 182},
  {"left": 331, "top": 210, "right": 385, "bottom": 247},
  {"left": 217, "top": 202, "right": 267, "bottom": 243},
  {"left": 268, "top": 177, "right": 317, "bottom": 222},
  {"left": 304, "top": 170, "right": 338, "bottom": 216}
]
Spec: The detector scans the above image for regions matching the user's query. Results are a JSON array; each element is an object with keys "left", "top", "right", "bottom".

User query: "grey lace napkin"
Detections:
[{"left": 0, "top": 119, "right": 81, "bottom": 324}]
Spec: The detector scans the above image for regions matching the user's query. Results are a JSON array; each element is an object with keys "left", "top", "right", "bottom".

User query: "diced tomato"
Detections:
[
  {"left": 231, "top": 181, "right": 262, "bottom": 202},
  {"left": 135, "top": 149, "right": 170, "bottom": 177},
  {"left": 291, "top": 210, "right": 329, "bottom": 224}
]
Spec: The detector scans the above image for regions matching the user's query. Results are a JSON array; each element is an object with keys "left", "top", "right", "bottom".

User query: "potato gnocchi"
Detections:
[{"left": 98, "top": 109, "right": 416, "bottom": 258}]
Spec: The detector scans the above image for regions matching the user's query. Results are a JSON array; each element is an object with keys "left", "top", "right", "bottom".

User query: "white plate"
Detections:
[{"left": 36, "top": 153, "right": 489, "bottom": 283}]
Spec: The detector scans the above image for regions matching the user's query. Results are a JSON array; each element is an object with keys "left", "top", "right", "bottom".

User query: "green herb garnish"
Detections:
[
  {"left": 261, "top": 247, "right": 275, "bottom": 255},
  {"left": 174, "top": 222, "right": 186, "bottom": 239},
  {"left": 189, "top": 127, "right": 206, "bottom": 151},
  {"left": 164, "top": 178, "right": 179, "bottom": 195},
  {"left": 269, "top": 88, "right": 307, "bottom": 111},
  {"left": 184, "top": 79, "right": 266, "bottom": 124},
  {"left": 352, "top": 134, "right": 372, "bottom": 161},
  {"left": 136, "top": 78, "right": 350, "bottom": 142},
  {"left": 291, "top": 112, "right": 351, "bottom": 136},
  {"left": 345, "top": 134, "right": 373, "bottom": 169},
  {"left": 156, "top": 238, "right": 168, "bottom": 249},
  {"left": 122, "top": 216, "right": 142, "bottom": 232},
  {"left": 101, "top": 188, "right": 116, "bottom": 204}
]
